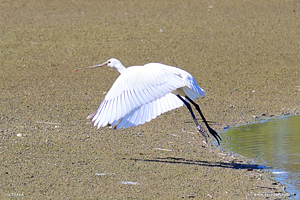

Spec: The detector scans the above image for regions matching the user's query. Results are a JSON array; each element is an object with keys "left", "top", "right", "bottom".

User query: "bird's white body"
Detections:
[{"left": 87, "top": 58, "right": 205, "bottom": 129}]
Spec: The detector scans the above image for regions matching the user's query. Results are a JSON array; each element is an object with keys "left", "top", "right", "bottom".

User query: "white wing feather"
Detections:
[
  {"left": 88, "top": 63, "right": 189, "bottom": 128},
  {"left": 115, "top": 93, "right": 184, "bottom": 129}
]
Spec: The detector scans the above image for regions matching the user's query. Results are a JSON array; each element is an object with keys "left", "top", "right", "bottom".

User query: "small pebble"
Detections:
[{"left": 120, "top": 181, "right": 140, "bottom": 185}]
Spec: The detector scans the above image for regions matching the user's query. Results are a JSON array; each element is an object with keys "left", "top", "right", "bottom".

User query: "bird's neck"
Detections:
[{"left": 114, "top": 63, "right": 127, "bottom": 74}]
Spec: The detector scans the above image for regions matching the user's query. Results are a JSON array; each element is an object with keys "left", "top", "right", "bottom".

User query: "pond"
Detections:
[{"left": 221, "top": 115, "right": 300, "bottom": 197}]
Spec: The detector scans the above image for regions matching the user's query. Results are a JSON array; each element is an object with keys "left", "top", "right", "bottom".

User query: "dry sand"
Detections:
[{"left": 1, "top": 0, "right": 299, "bottom": 199}]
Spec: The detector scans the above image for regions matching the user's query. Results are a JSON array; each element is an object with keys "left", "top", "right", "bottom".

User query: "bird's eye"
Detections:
[{"left": 108, "top": 61, "right": 111, "bottom": 64}]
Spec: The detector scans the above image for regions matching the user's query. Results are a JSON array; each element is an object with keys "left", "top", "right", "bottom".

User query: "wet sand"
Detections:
[{"left": 1, "top": 0, "right": 299, "bottom": 199}]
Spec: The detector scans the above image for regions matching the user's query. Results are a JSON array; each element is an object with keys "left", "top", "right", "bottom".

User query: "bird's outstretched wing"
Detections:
[
  {"left": 113, "top": 93, "right": 184, "bottom": 129},
  {"left": 88, "top": 63, "right": 188, "bottom": 129}
]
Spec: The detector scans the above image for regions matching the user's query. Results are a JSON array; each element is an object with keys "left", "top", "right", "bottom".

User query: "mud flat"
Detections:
[{"left": 1, "top": 0, "right": 299, "bottom": 199}]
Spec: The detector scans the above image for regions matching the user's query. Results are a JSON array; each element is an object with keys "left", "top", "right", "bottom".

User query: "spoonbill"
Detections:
[{"left": 74, "top": 58, "right": 221, "bottom": 145}]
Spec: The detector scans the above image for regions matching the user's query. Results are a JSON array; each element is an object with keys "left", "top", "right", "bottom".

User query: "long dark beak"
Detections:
[{"left": 74, "top": 61, "right": 108, "bottom": 72}]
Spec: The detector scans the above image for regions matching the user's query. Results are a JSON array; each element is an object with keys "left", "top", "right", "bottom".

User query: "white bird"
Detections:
[{"left": 74, "top": 58, "right": 221, "bottom": 144}]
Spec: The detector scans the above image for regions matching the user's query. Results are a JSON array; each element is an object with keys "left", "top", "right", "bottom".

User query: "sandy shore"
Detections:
[{"left": 1, "top": 0, "right": 299, "bottom": 199}]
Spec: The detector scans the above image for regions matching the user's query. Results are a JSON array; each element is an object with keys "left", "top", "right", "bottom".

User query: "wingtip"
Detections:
[
  {"left": 86, "top": 110, "right": 98, "bottom": 119},
  {"left": 86, "top": 120, "right": 94, "bottom": 125}
]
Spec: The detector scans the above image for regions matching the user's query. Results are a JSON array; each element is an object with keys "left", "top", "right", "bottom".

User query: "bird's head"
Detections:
[
  {"left": 106, "top": 58, "right": 124, "bottom": 71},
  {"left": 74, "top": 58, "right": 126, "bottom": 73}
]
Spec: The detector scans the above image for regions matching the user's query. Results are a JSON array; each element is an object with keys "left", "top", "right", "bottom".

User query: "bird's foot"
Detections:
[
  {"left": 197, "top": 125, "right": 209, "bottom": 144},
  {"left": 207, "top": 127, "right": 221, "bottom": 145},
  {"left": 197, "top": 125, "right": 208, "bottom": 137}
]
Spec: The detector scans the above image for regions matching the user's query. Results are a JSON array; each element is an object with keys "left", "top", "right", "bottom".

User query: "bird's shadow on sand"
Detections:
[{"left": 130, "top": 156, "right": 265, "bottom": 170}]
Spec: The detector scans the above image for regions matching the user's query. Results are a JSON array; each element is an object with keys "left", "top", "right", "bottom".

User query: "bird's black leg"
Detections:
[
  {"left": 177, "top": 95, "right": 209, "bottom": 142},
  {"left": 185, "top": 96, "right": 221, "bottom": 145}
]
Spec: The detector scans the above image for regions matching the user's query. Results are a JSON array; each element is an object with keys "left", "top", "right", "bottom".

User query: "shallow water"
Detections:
[{"left": 221, "top": 115, "right": 300, "bottom": 196}]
